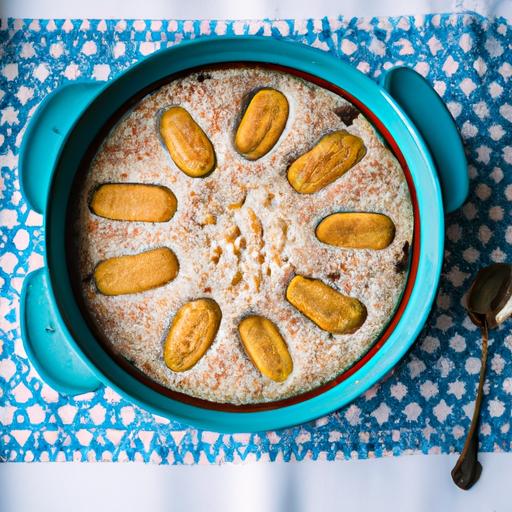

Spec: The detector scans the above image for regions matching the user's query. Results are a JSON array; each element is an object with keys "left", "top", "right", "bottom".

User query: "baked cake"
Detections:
[{"left": 69, "top": 66, "right": 413, "bottom": 404}]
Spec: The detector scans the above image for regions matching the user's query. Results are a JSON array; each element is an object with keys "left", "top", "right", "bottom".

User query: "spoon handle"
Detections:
[{"left": 451, "top": 323, "right": 488, "bottom": 490}]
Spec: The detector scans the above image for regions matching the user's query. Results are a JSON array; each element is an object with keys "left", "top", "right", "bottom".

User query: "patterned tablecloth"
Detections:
[{"left": 1, "top": 13, "right": 511, "bottom": 463}]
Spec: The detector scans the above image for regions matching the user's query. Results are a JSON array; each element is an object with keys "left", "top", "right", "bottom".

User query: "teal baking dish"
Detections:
[{"left": 18, "top": 37, "right": 468, "bottom": 433}]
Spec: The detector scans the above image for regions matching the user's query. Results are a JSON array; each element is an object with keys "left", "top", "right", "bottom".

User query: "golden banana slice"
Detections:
[
  {"left": 94, "top": 247, "right": 179, "bottom": 296},
  {"left": 238, "top": 315, "right": 293, "bottom": 382},
  {"left": 164, "top": 299, "right": 222, "bottom": 372},
  {"left": 316, "top": 212, "right": 395, "bottom": 250},
  {"left": 160, "top": 106, "right": 216, "bottom": 177},
  {"left": 235, "top": 89, "right": 289, "bottom": 160},
  {"left": 286, "top": 275, "right": 367, "bottom": 334},
  {"left": 287, "top": 130, "right": 366, "bottom": 194},
  {"left": 90, "top": 183, "right": 177, "bottom": 222}
]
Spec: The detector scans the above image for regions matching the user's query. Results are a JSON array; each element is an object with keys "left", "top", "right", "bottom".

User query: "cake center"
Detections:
[{"left": 207, "top": 185, "right": 283, "bottom": 294}]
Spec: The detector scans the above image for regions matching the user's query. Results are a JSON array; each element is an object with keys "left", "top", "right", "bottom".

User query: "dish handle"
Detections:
[
  {"left": 19, "top": 80, "right": 104, "bottom": 214},
  {"left": 380, "top": 66, "right": 468, "bottom": 214},
  {"left": 20, "top": 268, "right": 103, "bottom": 395}
]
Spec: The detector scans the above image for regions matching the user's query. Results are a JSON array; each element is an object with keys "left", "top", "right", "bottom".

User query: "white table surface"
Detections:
[
  {"left": 0, "top": 453, "right": 511, "bottom": 512},
  {"left": 2, "top": 0, "right": 511, "bottom": 20},
  {"left": 1, "top": 1, "right": 511, "bottom": 511}
]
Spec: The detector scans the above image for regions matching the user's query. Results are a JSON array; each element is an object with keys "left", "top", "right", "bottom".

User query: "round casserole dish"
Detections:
[{"left": 19, "top": 37, "right": 468, "bottom": 433}]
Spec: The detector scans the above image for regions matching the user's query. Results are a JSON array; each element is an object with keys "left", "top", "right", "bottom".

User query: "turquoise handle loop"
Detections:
[
  {"left": 19, "top": 81, "right": 104, "bottom": 394},
  {"left": 19, "top": 81, "right": 104, "bottom": 214},
  {"left": 20, "top": 268, "right": 102, "bottom": 395},
  {"left": 380, "top": 66, "right": 468, "bottom": 214}
]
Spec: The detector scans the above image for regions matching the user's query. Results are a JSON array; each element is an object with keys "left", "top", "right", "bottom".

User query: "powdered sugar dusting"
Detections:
[{"left": 72, "top": 67, "right": 413, "bottom": 404}]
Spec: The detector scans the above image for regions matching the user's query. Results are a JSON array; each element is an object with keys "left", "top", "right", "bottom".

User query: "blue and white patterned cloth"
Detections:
[{"left": 1, "top": 13, "right": 511, "bottom": 463}]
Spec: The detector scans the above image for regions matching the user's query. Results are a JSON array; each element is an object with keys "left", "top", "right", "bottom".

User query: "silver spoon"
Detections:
[{"left": 451, "top": 263, "right": 512, "bottom": 490}]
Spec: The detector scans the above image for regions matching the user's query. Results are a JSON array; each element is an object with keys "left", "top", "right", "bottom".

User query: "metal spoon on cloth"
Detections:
[{"left": 451, "top": 263, "right": 512, "bottom": 490}]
